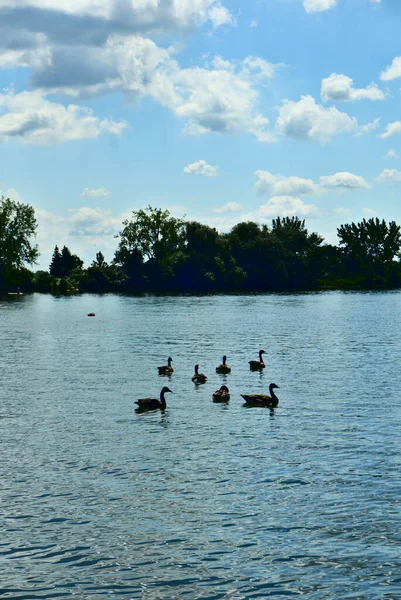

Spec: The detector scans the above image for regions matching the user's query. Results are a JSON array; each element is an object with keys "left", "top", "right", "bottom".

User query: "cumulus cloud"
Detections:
[
  {"left": 276, "top": 95, "right": 362, "bottom": 143},
  {"left": 303, "top": 0, "right": 338, "bottom": 13},
  {"left": 209, "top": 4, "right": 236, "bottom": 28},
  {"left": 334, "top": 207, "right": 352, "bottom": 214},
  {"left": 319, "top": 172, "right": 370, "bottom": 189},
  {"left": 255, "top": 170, "right": 317, "bottom": 196},
  {"left": 0, "top": 1, "right": 234, "bottom": 34},
  {"left": 249, "top": 196, "right": 319, "bottom": 219},
  {"left": 380, "top": 56, "right": 401, "bottom": 81},
  {"left": 0, "top": 90, "right": 126, "bottom": 144},
  {"left": 68, "top": 206, "right": 119, "bottom": 236},
  {"left": 0, "top": 0, "right": 276, "bottom": 144},
  {"left": 81, "top": 187, "right": 111, "bottom": 197},
  {"left": 385, "top": 149, "right": 398, "bottom": 159},
  {"left": 376, "top": 169, "right": 401, "bottom": 183},
  {"left": 184, "top": 160, "right": 218, "bottom": 177},
  {"left": 255, "top": 169, "right": 370, "bottom": 197},
  {"left": 321, "top": 73, "right": 384, "bottom": 102},
  {"left": 212, "top": 202, "right": 243, "bottom": 213},
  {"left": 378, "top": 122, "right": 401, "bottom": 139},
  {"left": 34, "top": 204, "right": 127, "bottom": 269}
]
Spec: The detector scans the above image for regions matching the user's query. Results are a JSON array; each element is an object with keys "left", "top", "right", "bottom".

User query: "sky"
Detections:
[{"left": 1, "top": 0, "right": 401, "bottom": 270}]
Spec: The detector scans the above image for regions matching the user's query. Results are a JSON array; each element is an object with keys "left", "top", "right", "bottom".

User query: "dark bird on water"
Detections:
[
  {"left": 135, "top": 386, "right": 172, "bottom": 410},
  {"left": 192, "top": 365, "right": 207, "bottom": 383},
  {"left": 249, "top": 349, "right": 266, "bottom": 370},
  {"left": 158, "top": 357, "right": 174, "bottom": 375},
  {"left": 212, "top": 385, "right": 230, "bottom": 402},
  {"left": 241, "top": 383, "right": 279, "bottom": 408},
  {"left": 216, "top": 355, "right": 231, "bottom": 374}
]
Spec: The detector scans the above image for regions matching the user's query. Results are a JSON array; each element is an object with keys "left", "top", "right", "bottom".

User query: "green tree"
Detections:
[
  {"left": 337, "top": 218, "right": 401, "bottom": 287},
  {"left": 49, "top": 245, "right": 62, "bottom": 277},
  {"left": 0, "top": 196, "right": 39, "bottom": 270},
  {"left": 0, "top": 196, "right": 39, "bottom": 290},
  {"left": 114, "top": 206, "right": 185, "bottom": 287}
]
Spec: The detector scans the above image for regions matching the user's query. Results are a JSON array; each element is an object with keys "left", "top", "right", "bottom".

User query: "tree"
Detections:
[
  {"left": 337, "top": 218, "right": 401, "bottom": 287},
  {"left": 114, "top": 206, "right": 185, "bottom": 287},
  {"left": 49, "top": 245, "right": 62, "bottom": 277},
  {"left": 49, "top": 245, "right": 83, "bottom": 278},
  {"left": 0, "top": 196, "right": 39, "bottom": 270}
]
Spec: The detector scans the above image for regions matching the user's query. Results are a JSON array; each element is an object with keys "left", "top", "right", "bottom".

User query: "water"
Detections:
[{"left": 1, "top": 291, "right": 401, "bottom": 599}]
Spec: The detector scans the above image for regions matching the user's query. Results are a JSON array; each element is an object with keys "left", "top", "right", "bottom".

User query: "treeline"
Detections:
[{"left": 1, "top": 199, "right": 401, "bottom": 294}]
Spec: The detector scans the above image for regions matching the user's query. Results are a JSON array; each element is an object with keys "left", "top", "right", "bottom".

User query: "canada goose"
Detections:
[
  {"left": 135, "top": 386, "right": 172, "bottom": 410},
  {"left": 241, "top": 383, "right": 279, "bottom": 407},
  {"left": 216, "top": 355, "right": 231, "bottom": 374},
  {"left": 158, "top": 357, "right": 174, "bottom": 375},
  {"left": 213, "top": 385, "right": 230, "bottom": 402},
  {"left": 192, "top": 365, "right": 207, "bottom": 383},
  {"left": 249, "top": 349, "right": 266, "bottom": 370}
]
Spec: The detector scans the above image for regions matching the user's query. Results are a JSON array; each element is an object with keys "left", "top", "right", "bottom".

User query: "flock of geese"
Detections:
[{"left": 135, "top": 349, "right": 280, "bottom": 411}]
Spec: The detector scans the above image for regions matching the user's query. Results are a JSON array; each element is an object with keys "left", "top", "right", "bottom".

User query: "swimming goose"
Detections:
[
  {"left": 249, "top": 349, "right": 266, "bottom": 370},
  {"left": 241, "top": 383, "right": 279, "bottom": 407},
  {"left": 216, "top": 355, "right": 231, "bottom": 374},
  {"left": 213, "top": 385, "right": 230, "bottom": 402},
  {"left": 158, "top": 357, "right": 174, "bottom": 375},
  {"left": 192, "top": 365, "right": 207, "bottom": 383},
  {"left": 135, "top": 386, "right": 172, "bottom": 410}
]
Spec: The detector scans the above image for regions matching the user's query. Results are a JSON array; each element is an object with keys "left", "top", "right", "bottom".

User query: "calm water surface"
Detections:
[{"left": 1, "top": 292, "right": 401, "bottom": 599}]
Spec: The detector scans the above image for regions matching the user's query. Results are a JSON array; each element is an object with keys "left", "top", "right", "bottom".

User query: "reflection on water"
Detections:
[{"left": 1, "top": 291, "right": 401, "bottom": 599}]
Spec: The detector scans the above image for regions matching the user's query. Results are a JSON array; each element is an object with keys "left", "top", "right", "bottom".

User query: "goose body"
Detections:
[
  {"left": 192, "top": 365, "right": 207, "bottom": 384},
  {"left": 158, "top": 357, "right": 174, "bottom": 375},
  {"left": 213, "top": 385, "right": 230, "bottom": 402},
  {"left": 241, "top": 383, "right": 279, "bottom": 407},
  {"left": 249, "top": 349, "right": 266, "bottom": 371},
  {"left": 135, "top": 386, "right": 172, "bottom": 410},
  {"left": 216, "top": 355, "right": 231, "bottom": 374}
]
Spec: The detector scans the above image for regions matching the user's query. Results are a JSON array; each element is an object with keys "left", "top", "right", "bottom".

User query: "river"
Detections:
[{"left": 1, "top": 291, "right": 400, "bottom": 599}]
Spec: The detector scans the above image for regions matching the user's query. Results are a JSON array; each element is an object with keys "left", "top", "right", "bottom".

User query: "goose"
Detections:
[
  {"left": 213, "top": 385, "right": 230, "bottom": 402},
  {"left": 249, "top": 349, "right": 266, "bottom": 370},
  {"left": 192, "top": 365, "right": 207, "bottom": 384},
  {"left": 158, "top": 357, "right": 174, "bottom": 375},
  {"left": 216, "top": 355, "right": 231, "bottom": 374},
  {"left": 241, "top": 383, "right": 279, "bottom": 408},
  {"left": 135, "top": 386, "right": 172, "bottom": 410}
]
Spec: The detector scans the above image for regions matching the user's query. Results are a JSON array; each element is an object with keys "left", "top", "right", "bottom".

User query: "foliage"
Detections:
[
  {"left": 49, "top": 245, "right": 83, "bottom": 278},
  {"left": 0, "top": 196, "right": 39, "bottom": 291},
  {"left": 114, "top": 206, "right": 185, "bottom": 287}
]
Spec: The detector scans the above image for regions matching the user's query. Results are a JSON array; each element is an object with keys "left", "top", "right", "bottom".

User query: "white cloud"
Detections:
[
  {"left": 321, "top": 73, "right": 384, "bottom": 102},
  {"left": 0, "top": 90, "right": 126, "bottom": 144},
  {"left": 255, "top": 170, "right": 317, "bottom": 196},
  {"left": 385, "top": 149, "right": 398, "bottom": 159},
  {"left": 319, "top": 172, "right": 370, "bottom": 189},
  {"left": 376, "top": 169, "right": 401, "bottom": 183},
  {"left": 81, "top": 187, "right": 111, "bottom": 197},
  {"left": 184, "top": 160, "right": 218, "bottom": 177},
  {"left": 68, "top": 206, "right": 119, "bottom": 236},
  {"left": 250, "top": 20, "right": 258, "bottom": 28},
  {"left": 380, "top": 56, "right": 401, "bottom": 81},
  {"left": 363, "top": 207, "right": 377, "bottom": 215},
  {"left": 0, "top": 1, "right": 234, "bottom": 31},
  {"left": 276, "top": 95, "right": 361, "bottom": 143},
  {"left": 209, "top": 4, "right": 236, "bottom": 28},
  {"left": 334, "top": 207, "right": 352, "bottom": 214},
  {"left": 303, "top": 0, "right": 338, "bottom": 13},
  {"left": 250, "top": 196, "right": 319, "bottom": 218},
  {"left": 34, "top": 204, "right": 127, "bottom": 269},
  {"left": 213, "top": 202, "right": 243, "bottom": 213},
  {"left": 378, "top": 122, "right": 401, "bottom": 139}
]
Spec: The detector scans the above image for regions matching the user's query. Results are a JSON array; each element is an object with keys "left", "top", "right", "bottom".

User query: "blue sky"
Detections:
[{"left": 1, "top": 0, "right": 401, "bottom": 269}]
